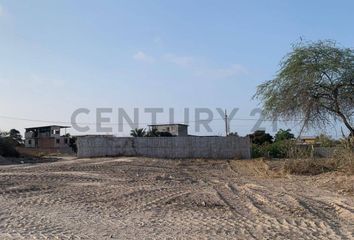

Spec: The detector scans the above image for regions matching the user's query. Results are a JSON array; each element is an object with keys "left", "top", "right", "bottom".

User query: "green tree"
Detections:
[
  {"left": 274, "top": 129, "right": 295, "bottom": 142},
  {"left": 130, "top": 128, "right": 146, "bottom": 137},
  {"left": 254, "top": 40, "right": 354, "bottom": 137},
  {"left": 248, "top": 130, "right": 273, "bottom": 145}
]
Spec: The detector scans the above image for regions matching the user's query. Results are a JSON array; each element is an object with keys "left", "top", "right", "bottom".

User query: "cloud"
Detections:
[
  {"left": 163, "top": 54, "right": 196, "bottom": 68},
  {"left": 132, "top": 50, "right": 248, "bottom": 79},
  {"left": 164, "top": 53, "right": 248, "bottom": 79},
  {"left": 195, "top": 64, "right": 248, "bottom": 79},
  {"left": 133, "top": 51, "right": 155, "bottom": 64}
]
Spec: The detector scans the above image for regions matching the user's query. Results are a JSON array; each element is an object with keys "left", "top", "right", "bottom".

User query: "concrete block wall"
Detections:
[{"left": 77, "top": 136, "right": 251, "bottom": 159}]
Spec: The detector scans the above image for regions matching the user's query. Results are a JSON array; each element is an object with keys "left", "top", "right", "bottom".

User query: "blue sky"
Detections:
[{"left": 0, "top": 0, "right": 353, "bottom": 137}]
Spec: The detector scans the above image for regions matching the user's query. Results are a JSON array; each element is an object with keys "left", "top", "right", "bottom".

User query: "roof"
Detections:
[
  {"left": 75, "top": 134, "right": 114, "bottom": 138},
  {"left": 299, "top": 136, "right": 317, "bottom": 140},
  {"left": 25, "top": 125, "right": 71, "bottom": 130},
  {"left": 148, "top": 123, "right": 188, "bottom": 127}
]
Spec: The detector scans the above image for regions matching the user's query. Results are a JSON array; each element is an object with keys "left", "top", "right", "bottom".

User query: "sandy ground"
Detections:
[{"left": 0, "top": 157, "right": 353, "bottom": 239}]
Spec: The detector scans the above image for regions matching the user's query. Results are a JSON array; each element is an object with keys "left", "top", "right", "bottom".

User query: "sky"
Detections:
[{"left": 0, "top": 0, "right": 353, "bottom": 137}]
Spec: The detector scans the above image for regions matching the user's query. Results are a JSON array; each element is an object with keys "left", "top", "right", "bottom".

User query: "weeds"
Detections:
[{"left": 282, "top": 149, "right": 353, "bottom": 175}]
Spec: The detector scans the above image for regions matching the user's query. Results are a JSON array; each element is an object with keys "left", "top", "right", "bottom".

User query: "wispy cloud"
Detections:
[
  {"left": 195, "top": 64, "right": 248, "bottom": 79},
  {"left": 133, "top": 51, "right": 155, "bottom": 64},
  {"left": 163, "top": 54, "right": 196, "bottom": 68},
  {"left": 163, "top": 53, "right": 248, "bottom": 79},
  {"left": 131, "top": 50, "right": 248, "bottom": 79}
]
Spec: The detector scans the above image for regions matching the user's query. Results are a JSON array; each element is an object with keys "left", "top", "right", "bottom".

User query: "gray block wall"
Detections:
[{"left": 77, "top": 136, "right": 251, "bottom": 159}]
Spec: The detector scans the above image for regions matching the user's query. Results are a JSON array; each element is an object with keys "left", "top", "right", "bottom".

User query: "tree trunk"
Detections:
[{"left": 337, "top": 112, "right": 354, "bottom": 137}]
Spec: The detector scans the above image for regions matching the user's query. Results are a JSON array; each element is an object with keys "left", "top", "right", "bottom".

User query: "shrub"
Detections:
[
  {"left": 251, "top": 144, "right": 262, "bottom": 158},
  {"left": 333, "top": 148, "right": 354, "bottom": 174},
  {"left": 0, "top": 138, "right": 19, "bottom": 157},
  {"left": 283, "top": 149, "right": 354, "bottom": 175},
  {"left": 251, "top": 140, "right": 295, "bottom": 158},
  {"left": 316, "top": 134, "right": 338, "bottom": 147},
  {"left": 266, "top": 141, "right": 290, "bottom": 158}
]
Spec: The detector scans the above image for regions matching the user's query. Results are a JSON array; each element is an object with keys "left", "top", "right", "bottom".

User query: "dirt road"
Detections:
[{"left": 0, "top": 157, "right": 353, "bottom": 239}]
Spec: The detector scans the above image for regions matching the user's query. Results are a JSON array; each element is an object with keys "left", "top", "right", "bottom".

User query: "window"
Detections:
[
  {"left": 28, "top": 140, "right": 32, "bottom": 145},
  {"left": 56, "top": 139, "right": 60, "bottom": 144}
]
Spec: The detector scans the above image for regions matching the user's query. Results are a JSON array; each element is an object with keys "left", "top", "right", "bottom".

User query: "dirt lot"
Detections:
[{"left": 0, "top": 157, "right": 353, "bottom": 239}]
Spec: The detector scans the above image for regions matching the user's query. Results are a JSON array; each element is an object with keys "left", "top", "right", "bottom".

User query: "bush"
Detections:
[
  {"left": 334, "top": 148, "right": 354, "bottom": 174},
  {"left": 283, "top": 149, "right": 354, "bottom": 175},
  {"left": 267, "top": 141, "right": 290, "bottom": 158},
  {"left": 251, "top": 144, "right": 262, "bottom": 158},
  {"left": 251, "top": 140, "right": 295, "bottom": 158},
  {"left": 283, "top": 158, "right": 334, "bottom": 175},
  {"left": 0, "top": 138, "right": 19, "bottom": 157}
]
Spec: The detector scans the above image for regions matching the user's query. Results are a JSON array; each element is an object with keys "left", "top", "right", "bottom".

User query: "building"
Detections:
[
  {"left": 24, "top": 125, "right": 71, "bottom": 151},
  {"left": 148, "top": 124, "right": 188, "bottom": 136},
  {"left": 297, "top": 136, "right": 318, "bottom": 145}
]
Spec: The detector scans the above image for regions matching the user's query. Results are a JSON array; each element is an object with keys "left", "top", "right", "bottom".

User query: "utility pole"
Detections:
[{"left": 224, "top": 109, "right": 228, "bottom": 136}]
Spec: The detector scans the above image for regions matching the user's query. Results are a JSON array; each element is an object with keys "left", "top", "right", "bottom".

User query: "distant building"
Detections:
[
  {"left": 148, "top": 124, "right": 188, "bottom": 136},
  {"left": 297, "top": 136, "right": 318, "bottom": 145},
  {"left": 24, "top": 125, "right": 71, "bottom": 151}
]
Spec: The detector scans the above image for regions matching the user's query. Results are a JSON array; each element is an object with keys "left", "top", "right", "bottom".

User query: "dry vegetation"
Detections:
[
  {"left": 283, "top": 150, "right": 354, "bottom": 176},
  {"left": 231, "top": 148, "right": 354, "bottom": 195}
]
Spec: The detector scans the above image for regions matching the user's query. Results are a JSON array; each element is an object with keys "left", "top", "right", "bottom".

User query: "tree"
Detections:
[
  {"left": 146, "top": 128, "right": 158, "bottom": 137},
  {"left": 274, "top": 129, "right": 294, "bottom": 142},
  {"left": 228, "top": 132, "right": 239, "bottom": 137},
  {"left": 0, "top": 129, "right": 23, "bottom": 146},
  {"left": 130, "top": 128, "right": 146, "bottom": 137},
  {"left": 254, "top": 40, "right": 354, "bottom": 137},
  {"left": 0, "top": 138, "right": 19, "bottom": 157},
  {"left": 8, "top": 129, "right": 23, "bottom": 145},
  {"left": 248, "top": 130, "right": 273, "bottom": 145},
  {"left": 64, "top": 133, "right": 77, "bottom": 153},
  {"left": 0, "top": 130, "right": 8, "bottom": 138},
  {"left": 0, "top": 129, "right": 20, "bottom": 157}
]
